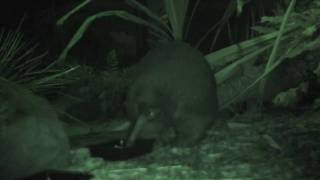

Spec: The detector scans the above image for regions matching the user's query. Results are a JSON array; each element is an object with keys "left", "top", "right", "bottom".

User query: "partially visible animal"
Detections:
[
  {"left": 125, "top": 41, "right": 219, "bottom": 147},
  {"left": 0, "top": 78, "right": 70, "bottom": 180}
]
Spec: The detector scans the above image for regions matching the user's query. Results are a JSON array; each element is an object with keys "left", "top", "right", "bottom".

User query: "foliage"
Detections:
[
  {"left": 258, "top": 0, "right": 296, "bottom": 106},
  {"left": 197, "top": 0, "right": 286, "bottom": 50},
  {"left": 55, "top": 0, "right": 191, "bottom": 64},
  {"left": 206, "top": 0, "right": 320, "bottom": 109},
  {"left": 55, "top": 0, "right": 320, "bottom": 111},
  {"left": 58, "top": 65, "right": 134, "bottom": 121},
  {"left": 163, "top": 0, "right": 189, "bottom": 39},
  {"left": 196, "top": 0, "right": 244, "bottom": 49},
  {"left": 105, "top": 49, "right": 119, "bottom": 72},
  {"left": 0, "top": 27, "right": 78, "bottom": 93}
]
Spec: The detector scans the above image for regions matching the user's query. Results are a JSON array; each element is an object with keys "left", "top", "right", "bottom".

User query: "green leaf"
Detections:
[
  {"left": 57, "top": 10, "right": 171, "bottom": 64},
  {"left": 259, "top": 0, "right": 296, "bottom": 103},
  {"left": 205, "top": 31, "right": 279, "bottom": 69},
  {"left": 164, "top": 0, "right": 189, "bottom": 40},
  {"left": 56, "top": 0, "right": 92, "bottom": 26},
  {"left": 126, "top": 0, "right": 172, "bottom": 35}
]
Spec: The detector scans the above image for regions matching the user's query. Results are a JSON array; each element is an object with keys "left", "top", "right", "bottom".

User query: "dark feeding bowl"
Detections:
[
  {"left": 20, "top": 170, "right": 92, "bottom": 180},
  {"left": 88, "top": 138, "right": 155, "bottom": 161}
]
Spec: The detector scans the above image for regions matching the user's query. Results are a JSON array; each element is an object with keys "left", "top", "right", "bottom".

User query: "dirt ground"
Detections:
[{"left": 67, "top": 109, "right": 320, "bottom": 180}]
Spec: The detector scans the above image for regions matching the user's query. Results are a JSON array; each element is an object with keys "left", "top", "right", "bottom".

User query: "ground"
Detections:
[{"left": 66, "top": 109, "right": 320, "bottom": 180}]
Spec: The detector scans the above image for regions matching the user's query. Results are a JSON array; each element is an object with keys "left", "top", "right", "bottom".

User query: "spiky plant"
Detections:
[
  {"left": 55, "top": 0, "right": 191, "bottom": 64},
  {"left": 0, "top": 27, "right": 78, "bottom": 93}
]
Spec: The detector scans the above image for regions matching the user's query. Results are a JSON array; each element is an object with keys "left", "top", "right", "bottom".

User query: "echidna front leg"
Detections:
[
  {"left": 125, "top": 114, "right": 148, "bottom": 147},
  {"left": 125, "top": 108, "right": 161, "bottom": 147}
]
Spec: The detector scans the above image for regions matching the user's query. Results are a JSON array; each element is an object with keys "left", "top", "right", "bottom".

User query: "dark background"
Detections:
[{"left": 0, "top": 0, "right": 277, "bottom": 68}]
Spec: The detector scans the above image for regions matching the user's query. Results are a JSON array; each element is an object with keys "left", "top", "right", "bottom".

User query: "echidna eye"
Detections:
[
  {"left": 148, "top": 108, "right": 160, "bottom": 118},
  {"left": 149, "top": 110, "right": 156, "bottom": 117}
]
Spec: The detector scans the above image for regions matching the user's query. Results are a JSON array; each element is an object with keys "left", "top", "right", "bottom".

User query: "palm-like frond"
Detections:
[
  {"left": 164, "top": 0, "right": 189, "bottom": 40},
  {"left": 0, "top": 28, "right": 78, "bottom": 92}
]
